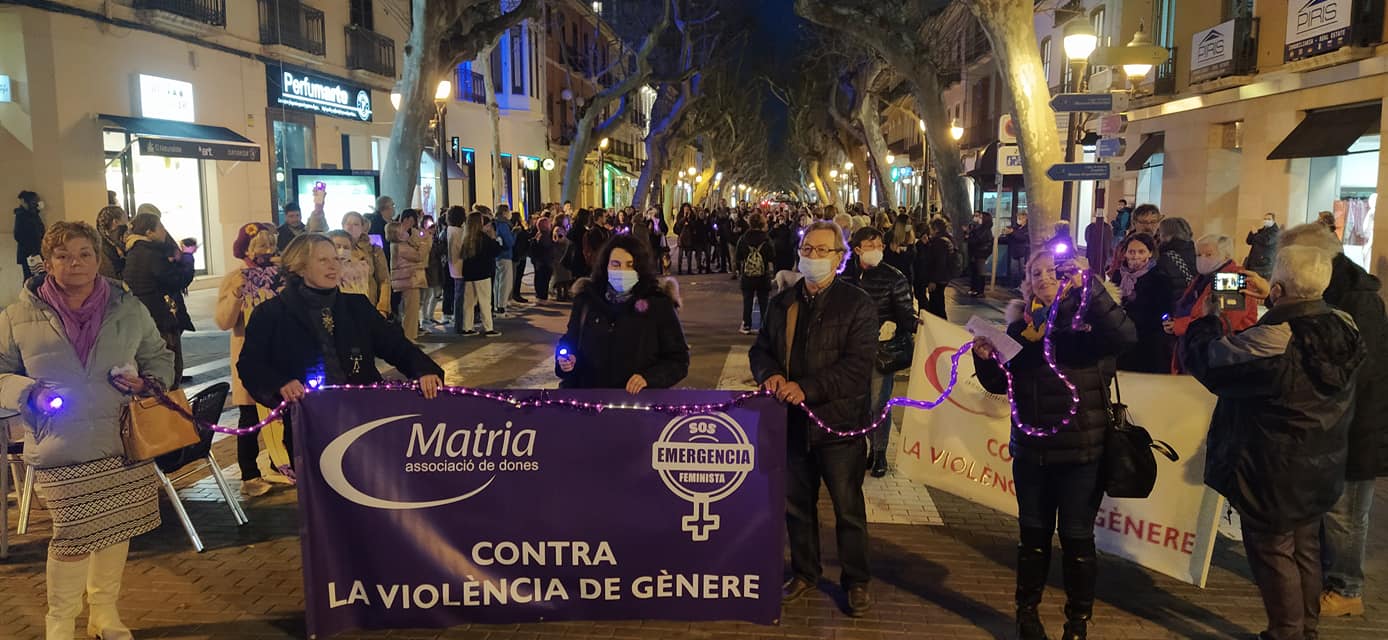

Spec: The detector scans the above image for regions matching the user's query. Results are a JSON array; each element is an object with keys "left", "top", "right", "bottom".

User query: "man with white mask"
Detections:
[
  {"left": 749, "top": 221, "right": 879, "bottom": 617},
  {"left": 842, "top": 226, "right": 916, "bottom": 477}
]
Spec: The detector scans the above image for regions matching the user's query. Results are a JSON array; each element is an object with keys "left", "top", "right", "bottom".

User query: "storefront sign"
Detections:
[
  {"left": 292, "top": 388, "right": 785, "bottom": 638},
  {"left": 138, "top": 74, "right": 195, "bottom": 122},
  {"left": 899, "top": 316, "right": 1225, "bottom": 586},
  {"left": 267, "top": 65, "right": 374, "bottom": 122},
  {"left": 1191, "top": 20, "right": 1236, "bottom": 83},
  {"left": 998, "top": 145, "right": 1023, "bottom": 175},
  {"left": 1285, "top": 0, "right": 1353, "bottom": 62},
  {"left": 138, "top": 137, "right": 261, "bottom": 162}
]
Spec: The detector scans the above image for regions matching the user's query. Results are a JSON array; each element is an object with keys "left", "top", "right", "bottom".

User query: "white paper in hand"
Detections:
[{"left": 965, "top": 316, "right": 1023, "bottom": 364}]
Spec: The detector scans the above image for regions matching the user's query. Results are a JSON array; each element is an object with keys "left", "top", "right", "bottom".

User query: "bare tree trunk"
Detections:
[
  {"left": 965, "top": 0, "right": 1064, "bottom": 253},
  {"left": 692, "top": 162, "right": 717, "bottom": 205},
  {"left": 480, "top": 50, "right": 506, "bottom": 207},
  {"left": 858, "top": 93, "right": 897, "bottom": 210},
  {"left": 381, "top": 1, "right": 444, "bottom": 210},
  {"left": 808, "top": 159, "right": 832, "bottom": 206},
  {"left": 904, "top": 75, "right": 971, "bottom": 231}
]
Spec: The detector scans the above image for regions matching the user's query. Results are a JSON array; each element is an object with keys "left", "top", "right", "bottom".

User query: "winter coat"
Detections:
[
  {"left": 368, "top": 213, "right": 390, "bottom": 263},
  {"left": 735, "top": 230, "right": 775, "bottom": 290},
  {"left": 974, "top": 277, "right": 1137, "bottom": 465},
  {"left": 1109, "top": 266, "right": 1174, "bottom": 373},
  {"left": 884, "top": 244, "right": 916, "bottom": 286},
  {"left": 277, "top": 223, "right": 305, "bottom": 252},
  {"left": 531, "top": 226, "right": 555, "bottom": 267},
  {"left": 98, "top": 236, "right": 125, "bottom": 281},
  {"left": 967, "top": 221, "right": 994, "bottom": 259},
  {"left": 13, "top": 206, "right": 44, "bottom": 266},
  {"left": 446, "top": 225, "right": 465, "bottom": 280},
  {"left": 122, "top": 236, "right": 194, "bottom": 333},
  {"left": 493, "top": 218, "right": 516, "bottom": 261},
  {"left": 214, "top": 265, "right": 282, "bottom": 405},
  {"left": 917, "top": 234, "right": 956, "bottom": 285},
  {"left": 1244, "top": 225, "right": 1280, "bottom": 278},
  {"left": 1322, "top": 254, "right": 1388, "bottom": 479},
  {"left": 238, "top": 281, "right": 445, "bottom": 410},
  {"left": 1006, "top": 223, "right": 1031, "bottom": 262},
  {"left": 1183, "top": 299, "right": 1365, "bottom": 532},
  {"left": 557, "top": 278, "right": 690, "bottom": 390},
  {"left": 841, "top": 260, "right": 916, "bottom": 340},
  {"left": 0, "top": 278, "right": 175, "bottom": 468},
  {"left": 749, "top": 277, "right": 878, "bottom": 447},
  {"left": 1156, "top": 238, "right": 1197, "bottom": 305},
  {"left": 352, "top": 235, "right": 391, "bottom": 314},
  {"left": 512, "top": 224, "right": 531, "bottom": 263},
  {"left": 771, "top": 225, "right": 799, "bottom": 272},
  {"left": 1169, "top": 261, "right": 1260, "bottom": 338},
  {"left": 1111, "top": 207, "right": 1133, "bottom": 237},
  {"left": 461, "top": 235, "right": 503, "bottom": 282},
  {"left": 386, "top": 222, "right": 430, "bottom": 291}
]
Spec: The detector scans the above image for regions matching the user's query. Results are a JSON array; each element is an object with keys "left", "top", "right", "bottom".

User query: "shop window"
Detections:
[
  {"left": 461, "top": 148, "right": 477, "bottom": 209},
  {"left": 350, "top": 0, "right": 374, "bottom": 30},
  {"left": 499, "top": 153, "right": 514, "bottom": 208},
  {"left": 511, "top": 26, "right": 525, "bottom": 95},
  {"left": 104, "top": 129, "right": 210, "bottom": 271},
  {"left": 1040, "top": 38, "right": 1052, "bottom": 87},
  {"left": 1305, "top": 134, "right": 1379, "bottom": 270},
  {"left": 1136, "top": 152, "right": 1164, "bottom": 208},
  {"left": 271, "top": 118, "right": 314, "bottom": 219}
]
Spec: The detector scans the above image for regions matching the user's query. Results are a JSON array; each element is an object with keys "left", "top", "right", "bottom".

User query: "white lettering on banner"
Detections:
[
  {"left": 325, "top": 574, "right": 760, "bottom": 609},
  {"left": 651, "top": 413, "right": 756, "bottom": 542},
  {"left": 470, "top": 540, "right": 616, "bottom": 567},
  {"left": 321, "top": 414, "right": 502, "bottom": 510},
  {"left": 899, "top": 314, "right": 1226, "bottom": 587}
]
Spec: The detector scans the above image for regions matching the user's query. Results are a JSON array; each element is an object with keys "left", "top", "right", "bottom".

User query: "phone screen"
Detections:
[
  {"left": 1214, "top": 273, "right": 1246, "bottom": 292},
  {"left": 368, "top": 234, "right": 384, "bottom": 249}
]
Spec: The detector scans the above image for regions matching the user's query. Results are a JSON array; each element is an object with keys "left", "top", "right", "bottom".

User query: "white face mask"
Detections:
[
  {"left": 35, "top": 201, "right": 45, "bottom": 212},
  {"left": 1263, "top": 219, "right": 1276, "bottom": 228},
  {"left": 335, "top": 247, "right": 351, "bottom": 260},
  {"left": 608, "top": 269, "right": 639, "bottom": 294},
  {"left": 1196, "top": 255, "right": 1225, "bottom": 275},
  {"left": 798, "top": 255, "right": 837, "bottom": 284},
  {"left": 859, "top": 249, "right": 884, "bottom": 268}
]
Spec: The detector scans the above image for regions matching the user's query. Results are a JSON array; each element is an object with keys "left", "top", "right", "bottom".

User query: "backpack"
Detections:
[{"left": 742, "top": 242, "right": 768, "bottom": 278}]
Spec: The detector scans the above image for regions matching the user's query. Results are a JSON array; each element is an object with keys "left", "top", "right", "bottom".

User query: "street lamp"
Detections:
[
  {"left": 949, "top": 119, "right": 964, "bottom": 141},
  {"left": 1059, "top": 19, "right": 1097, "bottom": 227},
  {"left": 829, "top": 169, "right": 839, "bottom": 179},
  {"left": 597, "top": 138, "right": 610, "bottom": 207},
  {"left": 885, "top": 154, "right": 895, "bottom": 165},
  {"left": 844, "top": 161, "right": 853, "bottom": 171},
  {"left": 1063, "top": 21, "right": 1098, "bottom": 62},
  {"left": 687, "top": 166, "right": 697, "bottom": 176},
  {"left": 433, "top": 79, "right": 453, "bottom": 209},
  {"left": 1092, "top": 22, "right": 1170, "bottom": 88}
]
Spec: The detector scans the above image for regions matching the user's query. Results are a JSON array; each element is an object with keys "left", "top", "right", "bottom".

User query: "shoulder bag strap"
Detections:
[{"left": 783, "top": 301, "right": 800, "bottom": 375}]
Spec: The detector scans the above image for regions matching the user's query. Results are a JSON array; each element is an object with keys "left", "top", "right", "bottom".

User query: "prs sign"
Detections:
[
  {"left": 267, "top": 65, "right": 374, "bottom": 122},
  {"left": 1190, "top": 20, "right": 1236, "bottom": 83},
  {"left": 1285, "top": 0, "right": 1353, "bottom": 62}
]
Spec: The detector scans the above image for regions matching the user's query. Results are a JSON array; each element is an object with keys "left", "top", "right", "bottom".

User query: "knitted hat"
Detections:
[{"left": 233, "top": 223, "right": 277, "bottom": 260}]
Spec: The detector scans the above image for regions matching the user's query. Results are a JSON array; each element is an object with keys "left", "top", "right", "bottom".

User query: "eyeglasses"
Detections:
[{"left": 798, "top": 245, "right": 844, "bottom": 258}]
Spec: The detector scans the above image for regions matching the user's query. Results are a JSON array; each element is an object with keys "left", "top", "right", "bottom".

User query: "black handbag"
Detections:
[
  {"left": 875, "top": 333, "right": 914, "bottom": 374},
  {"left": 1103, "top": 376, "right": 1179, "bottom": 499}
]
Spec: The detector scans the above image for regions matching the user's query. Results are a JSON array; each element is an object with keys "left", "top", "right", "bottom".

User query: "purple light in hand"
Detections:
[
  {"left": 1054, "top": 242, "right": 1070, "bottom": 255},
  {"left": 308, "top": 377, "right": 323, "bottom": 390},
  {"left": 558, "top": 348, "right": 569, "bottom": 357},
  {"left": 47, "top": 396, "right": 63, "bottom": 411}
]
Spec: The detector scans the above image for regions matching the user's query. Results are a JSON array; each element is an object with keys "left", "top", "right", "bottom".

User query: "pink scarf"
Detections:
[{"left": 37, "top": 277, "right": 111, "bottom": 368}]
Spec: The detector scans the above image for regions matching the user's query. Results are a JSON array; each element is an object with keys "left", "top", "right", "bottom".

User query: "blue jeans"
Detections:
[
  {"left": 1013, "top": 458, "right": 1104, "bottom": 541},
  {"left": 1322, "top": 479, "right": 1375, "bottom": 597},
  {"left": 868, "top": 368, "right": 895, "bottom": 455}
]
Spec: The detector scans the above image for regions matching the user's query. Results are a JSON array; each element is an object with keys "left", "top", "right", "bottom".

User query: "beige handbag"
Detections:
[{"left": 120, "top": 390, "right": 199, "bottom": 462}]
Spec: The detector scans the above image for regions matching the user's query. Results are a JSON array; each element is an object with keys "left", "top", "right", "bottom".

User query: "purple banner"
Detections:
[{"left": 292, "top": 389, "right": 787, "bottom": 638}]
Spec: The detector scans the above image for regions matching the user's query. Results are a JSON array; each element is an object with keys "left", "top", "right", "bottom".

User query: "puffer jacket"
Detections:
[
  {"left": 1322, "top": 254, "right": 1388, "bottom": 479},
  {"left": 841, "top": 260, "right": 916, "bottom": 340},
  {"left": 974, "top": 276, "right": 1137, "bottom": 465},
  {"left": 122, "top": 236, "right": 194, "bottom": 333},
  {"left": 749, "top": 277, "right": 878, "bottom": 446},
  {"left": 1156, "top": 238, "right": 1196, "bottom": 304},
  {"left": 0, "top": 278, "right": 175, "bottom": 468},
  {"left": 386, "top": 222, "right": 431, "bottom": 291},
  {"left": 1183, "top": 299, "right": 1365, "bottom": 531},
  {"left": 557, "top": 277, "right": 690, "bottom": 390},
  {"left": 1244, "top": 225, "right": 1279, "bottom": 278}
]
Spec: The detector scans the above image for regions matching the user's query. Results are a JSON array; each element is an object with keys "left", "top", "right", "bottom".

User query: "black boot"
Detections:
[
  {"left": 1016, "top": 532, "right": 1052, "bottom": 640},
  {"left": 1059, "top": 538, "right": 1097, "bottom": 640}
]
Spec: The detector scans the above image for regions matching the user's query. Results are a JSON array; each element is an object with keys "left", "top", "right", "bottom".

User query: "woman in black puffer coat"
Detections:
[
  {"left": 556, "top": 234, "right": 689, "bottom": 392},
  {"left": 973, "top": 250, "right": 1135, "bottom": 640}
]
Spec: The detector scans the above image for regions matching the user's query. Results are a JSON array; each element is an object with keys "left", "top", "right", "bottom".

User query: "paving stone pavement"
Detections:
[{"left": 2, "top": 279, "right": 1386, "bottom": 639}]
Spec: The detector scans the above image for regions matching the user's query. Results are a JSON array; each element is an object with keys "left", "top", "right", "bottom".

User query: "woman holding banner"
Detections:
[
  {"left": 556, "top": 234, "right": 689, "bottom": 393},
  {"left": 972, "top": 250, "right": 1135, "bottom": 640},
  {"left": 238, "top": 234, "right": 445, "bottom": 454}
]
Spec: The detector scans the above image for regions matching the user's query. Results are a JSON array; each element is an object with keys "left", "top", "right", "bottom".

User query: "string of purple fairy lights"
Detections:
[{"left": 174, "top": 274, "right": 1093, "bottom": 439}]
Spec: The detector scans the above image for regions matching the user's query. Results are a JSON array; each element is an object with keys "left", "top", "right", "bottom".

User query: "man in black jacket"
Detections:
[
  {"left": 749, "top": 221, "right": 878, "bottom": 617},
  {"left": 277, "top": 203, "right": 306, "bottom": 251},
  {"left": 843, "top": 227, "right": 915, "bottom": 477},
  {"left": 1277, "top": 224, "right": 1388, "bottom": 618},
  {"left": 1183, "top": 245, "right": 1366, "bottom": 640},
  {"left": 966, "top": 211, "right": 994, "bottom": 296}
]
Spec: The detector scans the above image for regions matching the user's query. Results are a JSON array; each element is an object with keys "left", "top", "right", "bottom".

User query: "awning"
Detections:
[
  {"left": 1267, "top": 103, "right": 1382, "bottom": 160},
  {"left": 425, "top": 150, "right": 468, "bottom": 180},
  {"left": 99, "top": 114, "right": 261, "bottom": 162},
  {"left": 964, "top": 142, "right": 1025, "bottom": 189},
  {"left": 1124, "top": 133, "right": 1164, "bottom": 171}
]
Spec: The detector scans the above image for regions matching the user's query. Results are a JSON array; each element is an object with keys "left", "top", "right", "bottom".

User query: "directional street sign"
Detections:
[
  {"left": 1096, "top": 137, "right": 1126, "bottom": 159},
  {"left": 1050, "top": 92, "right": 1129, "bottom": 113},
  {"left": 1046, "top": 162, "right": 1112, "bottom": 181}
]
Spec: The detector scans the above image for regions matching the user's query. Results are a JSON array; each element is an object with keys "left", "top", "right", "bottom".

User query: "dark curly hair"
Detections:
[{"left": 591, "top": 233, "right": 658, "bottom": 295}]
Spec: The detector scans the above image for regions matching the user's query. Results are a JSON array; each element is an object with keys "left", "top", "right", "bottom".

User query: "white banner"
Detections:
[{"left": 897, "top": 314, "right": 1226, "bottom": 586}]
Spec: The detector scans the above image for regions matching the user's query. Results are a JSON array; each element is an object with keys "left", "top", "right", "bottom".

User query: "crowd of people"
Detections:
[{"left": 4, "top": 188, "right": 1385, "bottom": 640}]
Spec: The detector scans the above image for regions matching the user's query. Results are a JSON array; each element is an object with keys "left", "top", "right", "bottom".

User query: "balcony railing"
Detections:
[
  {"left": 1154, "top": 46, "right": 1178, "bottom": 96},
  {"left": 259, "top": 0, "right": 326, "bottom": 57},
  {"left": 456, "top": 70, "right": 487, "bottom": 104},
  {"left": 133, "top": 0, "right": 226, "bottom": 26},
  {"left": 964, "top": 20, "right": 991, "bottom": 63},
  {"left": 1191, "top": 18, "right": 1258, "bottom": 84},
  {"left": 346, "top": 26, "right": 396, "bottom": 78},
  {"left": 629, "top": 108, "right": 648, "bottom": 129}
]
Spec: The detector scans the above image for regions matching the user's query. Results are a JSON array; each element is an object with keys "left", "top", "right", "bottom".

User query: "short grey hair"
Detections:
[
  {"left": 1158, "top": 217, "right": 1192, "bottom": 242},
  {"left": 1279, "top": 223, "right": 1342, "bottom": 256},
  {"left": 802, "top": 220, "right": 849, "bottom": 270},
  {"left": 1196, "top": 234, "right": 1235, "bottom": 259},
  {"left": 1272, "top": 245, "right": 1333, "bottom": 300},
  {"left": 833, "top": 212, "right": 852, "bottom": 231}
]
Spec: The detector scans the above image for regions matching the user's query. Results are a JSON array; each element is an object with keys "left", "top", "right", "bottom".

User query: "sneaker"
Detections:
[
  {"left": 1320, "top": 591, "right": 1364, "bottom": 617},
  {"left": 461, "top": 329, "right": 480, "bottom": 336},
  {"left": 240, "top": 477, "right": 273, "bottom": 497},
  {"left": 512, "top": 296, "right": 532, "bottom": 305},
  {"left": 262, "top": 470, "right": 294, "bottom": 485},
  {"left": 739, "top": 324, "right": 753, "bottom": 335},
  {"left": 483, "top": 330, "right": 502, "bottom": 337}
]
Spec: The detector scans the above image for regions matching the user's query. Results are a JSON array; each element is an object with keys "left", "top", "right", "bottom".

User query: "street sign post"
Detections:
[
  {"left": 1096, "top": 137, "right": 1126, "bottom": 159},
  {"left": 1050, "top": 92, "right": 1129, "bottom": 113},
  {"left": 1047, "top": 162, "right": 1112, "bottom": 181},
  {"left": 1098, "top": 114, "right": 1127, "bottom": 136},
  {"left": 999, "top": 145, "right": 1023, "bottom": 175}
]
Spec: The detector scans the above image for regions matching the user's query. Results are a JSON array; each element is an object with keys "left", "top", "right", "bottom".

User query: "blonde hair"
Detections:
[
  {"left": 41, "top": 221, "right": 103, "bottom": 260},
  {"left": 281, "top": 233, "right": 335, "bottom": 276}
]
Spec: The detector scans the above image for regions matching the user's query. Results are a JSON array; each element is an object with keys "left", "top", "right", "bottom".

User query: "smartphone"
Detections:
[
  {"left": 368, "top": 234, "right": 385, "bottom": 249},
  {"left": 1213, "top": 273, "right": 1247, "bottom": 292}
]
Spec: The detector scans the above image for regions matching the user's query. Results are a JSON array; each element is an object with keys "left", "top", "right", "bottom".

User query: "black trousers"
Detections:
[
  {"left": 925, "top": 283, "right": 948, "bottom": 320},
  {"left": 1243, "top": 519, "right": 1323, "bottom": 640},
  {"left": 511, "top": 257, "right": 527, "bottom": 299},
  {"left": 161, "top": 330, "right": 184, "bottom": 386},
  {"left": 968, "top": 257, "right": 988, "bottom": 293},
  {"left": 741, "top": 286, "right": 769, "bottom": 329},
  {"left": 441, "top": 273, "right": 455, "bottom": 313},
  {"left": 786, "top": 437, "right": 871, "bottom": 588},
  {"left": 534, "top": 264, "right": 553, "bottom": 300},
  {"left": 236, "top": 405, "right": 261, "bottom": 480}
]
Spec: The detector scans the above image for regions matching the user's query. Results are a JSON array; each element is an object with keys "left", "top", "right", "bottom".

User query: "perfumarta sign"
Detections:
[{"left": 267, "top": 65, "right": 374, "bottom": 122}]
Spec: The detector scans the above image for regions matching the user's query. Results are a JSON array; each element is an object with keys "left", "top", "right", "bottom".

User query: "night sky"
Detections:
[{"left": 748, "top": 0, "right": 800, "bottom": 171}]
